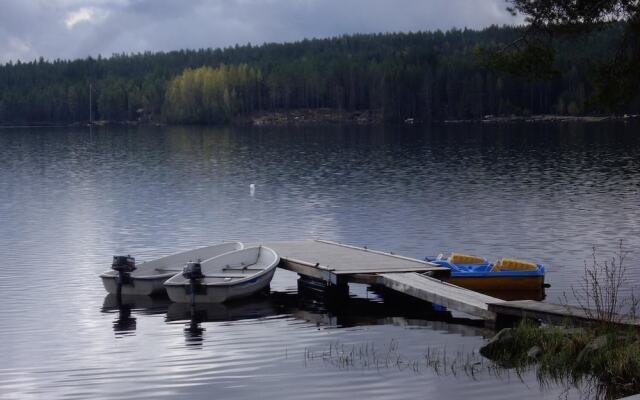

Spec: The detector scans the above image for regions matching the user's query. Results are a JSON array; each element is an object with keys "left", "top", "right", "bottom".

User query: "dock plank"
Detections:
[
  {"left": 263, "top": 240, "right": 448, "bottom": 275},
  {"left": 380, "top": 272, "right": 504, "bottom": 320},
  {"left": 489, "top": 300, "right": 640, "bottom": 326}
]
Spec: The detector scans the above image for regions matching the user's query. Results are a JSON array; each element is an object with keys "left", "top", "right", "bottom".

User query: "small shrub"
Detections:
[{"left": 568, "top": 240, "right": 638, "bottom": 328}]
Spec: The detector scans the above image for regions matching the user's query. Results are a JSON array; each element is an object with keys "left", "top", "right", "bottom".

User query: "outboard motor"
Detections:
[
  {"left": 183, "top": 260, "right": 203, "bottom": 305},
  {"left": 112, "top": 255, "right": 136, "bottom": 296},
  {"left": 112, "top": 255, "right": 136, "bottom": 273},
  {"left": 182, "top": 261, "right": 203, "bottom": 280}
]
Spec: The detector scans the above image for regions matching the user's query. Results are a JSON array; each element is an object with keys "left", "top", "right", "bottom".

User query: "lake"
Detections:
[{"left": 1, "top": 123, "right": 638, "bottom": 399}]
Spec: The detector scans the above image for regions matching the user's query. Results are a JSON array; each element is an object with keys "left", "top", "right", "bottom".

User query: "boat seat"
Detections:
[
  {"left": 448, "top": 253, "right": 486, "bottom": 265},
  {"left": 155, "top": 268, "right": 182, "bottom": 272},
  {"left": 491, "top": 258, "right": 537, "bottom": 272},
  {"left": 222, "top": 266, "right": 263, "bottom": 271}
]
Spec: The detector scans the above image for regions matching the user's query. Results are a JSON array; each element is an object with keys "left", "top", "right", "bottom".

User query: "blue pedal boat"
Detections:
[{"left": 428, "top": 253, "right": 545, "bottom": 291}]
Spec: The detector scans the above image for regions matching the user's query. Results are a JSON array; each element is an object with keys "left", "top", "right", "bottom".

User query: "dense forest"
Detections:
[{"left": 0, "top": 24, "right": 638, "bottom": 125}]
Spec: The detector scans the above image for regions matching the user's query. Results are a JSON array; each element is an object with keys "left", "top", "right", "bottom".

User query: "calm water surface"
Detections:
[{"left": 1, "top": 123, "right": 639, "bottom": 399}]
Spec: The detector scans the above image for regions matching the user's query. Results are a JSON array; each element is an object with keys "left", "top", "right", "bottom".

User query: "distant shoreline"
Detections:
[
  {"left": 447, "top": 114, "right": 640, "bottom": 124},
  {"left": 1, "top": 110, "right": 638, "bottom": 129}
]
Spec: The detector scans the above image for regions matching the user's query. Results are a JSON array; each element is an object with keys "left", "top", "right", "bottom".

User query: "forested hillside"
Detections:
[{"left": 0, "top": 24, "right": 637, "bottom": 125}]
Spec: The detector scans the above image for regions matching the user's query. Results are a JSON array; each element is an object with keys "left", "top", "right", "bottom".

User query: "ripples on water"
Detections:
[{"left": 0, "top": 123, "right": 638, "bottom": 399}]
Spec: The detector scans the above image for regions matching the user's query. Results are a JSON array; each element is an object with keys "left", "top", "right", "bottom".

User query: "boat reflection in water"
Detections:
[
  {"left": 101, "top": 294, "right": 171, "bottom": 337},
  {"left": 164, "top": 284, "right": 494, "bottom": 344},
  {"left": 166, "top": 296, "right": 281, "bottom": 346},
  {"left": 101, "top": 276, "right": 545, "bottom": 343}
]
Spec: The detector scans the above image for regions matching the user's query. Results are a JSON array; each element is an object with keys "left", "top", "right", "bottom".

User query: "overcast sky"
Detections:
[{"left": 0, "top": 0, "right": 522, "bottom": 63}]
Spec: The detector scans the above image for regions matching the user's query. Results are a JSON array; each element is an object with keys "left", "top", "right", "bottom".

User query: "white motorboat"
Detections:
[
  {"left": 164, "top": 246, "right": 279, "bottom": 303},
  {"left": 100, "top": 242, "right": 244, "bottom": 296}
]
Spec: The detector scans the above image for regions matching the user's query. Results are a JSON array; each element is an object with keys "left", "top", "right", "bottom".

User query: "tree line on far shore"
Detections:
[{"left": 0, "top": 24, "right": 638, "bottom": 125}]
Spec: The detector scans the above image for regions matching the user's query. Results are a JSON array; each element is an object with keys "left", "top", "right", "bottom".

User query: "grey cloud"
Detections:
[{"left": 0, "top": 0, "right": 521, "bottom": 63}]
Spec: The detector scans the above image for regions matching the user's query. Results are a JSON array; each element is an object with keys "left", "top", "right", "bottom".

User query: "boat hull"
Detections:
[
  {"left": 101, "top": 275, "right": 168, "bottom": 296},
  {"left": 430, "top": 257, "right": 545, "bottom": 296},
  {"left": 447, "top": 275, "right": 545, "bottom": 291},
  {"left": 166, "top": 268, "right": 276, "bottom": 303}
]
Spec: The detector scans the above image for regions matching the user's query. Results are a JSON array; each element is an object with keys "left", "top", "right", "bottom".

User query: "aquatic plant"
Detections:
[
  {"left": 568, "top": 240, "right": 639, "bottom": 327},
  {"left": 305, "top": 339, "right": 539, "bottom": 383}
]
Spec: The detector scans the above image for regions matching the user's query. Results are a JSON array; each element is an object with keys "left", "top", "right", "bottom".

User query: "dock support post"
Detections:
[
  {"left": 494, "top": 313, "right": 522, "bottom": 329},
  {"left": 328, "top": 276, "right": 349, "bottom": 300},
  {"left": 297, "top": 275, "right": 349, "bottom": 300}
]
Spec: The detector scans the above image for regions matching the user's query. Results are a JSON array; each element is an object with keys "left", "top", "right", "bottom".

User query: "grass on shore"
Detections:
[{"left": 481, "top": 320, "right": 640, "bottom": 398}]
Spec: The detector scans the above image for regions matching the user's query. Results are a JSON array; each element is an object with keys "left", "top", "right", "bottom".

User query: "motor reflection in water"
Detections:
[{"left": 101, "top": 294, "right": 171, "bottom": 337}]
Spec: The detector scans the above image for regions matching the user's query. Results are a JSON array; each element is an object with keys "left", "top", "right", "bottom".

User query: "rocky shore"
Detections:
[
  {"left": 249, "top": 108, "right": 383, "bottom": 126},
  {"left": 446, "top": 114, "right": 640, "bottom": 124},
  {"left": 479, "top": 321, "right": 640, "bottom": 398},
  {"left": 3, "top": 111, "right": 639, "bottom": 129}
]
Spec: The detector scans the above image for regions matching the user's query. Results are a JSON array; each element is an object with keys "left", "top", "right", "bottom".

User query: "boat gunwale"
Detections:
[
  {"left": 100, "top": 272, "right": 176, "bottom": 281},
  {"left": 449, "top": 268, "right": 545, "bottom": 278},
  {"left": 99, "top": 241, "right": 244, "bottom": 280},
  {"left": 164, "top": 246, "right": 279, "bottom": 287}
]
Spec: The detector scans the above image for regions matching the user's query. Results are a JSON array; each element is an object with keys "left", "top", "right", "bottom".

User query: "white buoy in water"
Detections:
[{"left": 249, "top": 183, "right": 255, "bottom": 196}]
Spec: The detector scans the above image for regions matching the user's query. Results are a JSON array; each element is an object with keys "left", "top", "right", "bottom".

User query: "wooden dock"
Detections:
[
  {"left": 263, "top": 240, "right": 502, "bottom": 319},
  {"left": 262, "top": 240, "right": 640, "bottom": 327},
  {"left": 263, "top": 239, "right": 450, "bottom": 285}
]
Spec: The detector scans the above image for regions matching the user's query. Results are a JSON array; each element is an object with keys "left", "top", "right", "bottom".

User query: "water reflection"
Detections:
[
  {"left": 101, "top": 294, "right": 171, "bottom": 336},
  {"left": 166, "top": 297, "right": 280, "bottom": 346},
  {"left": 102, "top": 297, "right": 137, "bottom": 337},
  {"left": 182, "top": 307, "right": 206, "bottom": 347},
  {"left": 101, "top": 276, "right": 546, "bottom": 341},
  {"left": 112, "top": 307, "right": 136, "bottom": 336},
  {"left": 101, "top": 293, "right": 172, "bottom": 315},
  {"left": 274, "top": 289, "right": 490, "bottom": 335},
  {"left": 166, "top": 297, "right": 280, "bottom": 323},
  {"left": 99, "top": 285, "right": 497, "bottom": 343}
]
